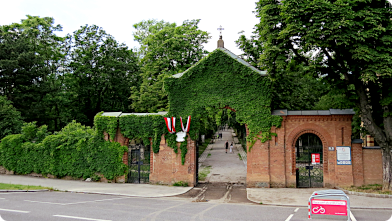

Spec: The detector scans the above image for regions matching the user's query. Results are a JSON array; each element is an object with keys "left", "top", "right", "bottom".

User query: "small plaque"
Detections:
[{"left": 329, "top": 146, "right": 335, "bottom": 151}]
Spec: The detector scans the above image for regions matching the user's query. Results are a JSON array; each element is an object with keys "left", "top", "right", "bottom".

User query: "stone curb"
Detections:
[
  {"left": 337, "top": 187, "right": 392, "bottom": 198},
  {"left": 0, "top": 189, "right": 49, "bottom": 192},
  {"left": 246, "top": 191, "right": 392, "bottom": 210}
]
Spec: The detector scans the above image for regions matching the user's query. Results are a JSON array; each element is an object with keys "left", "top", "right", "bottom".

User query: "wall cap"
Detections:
[{"left": 352, "top": 139, "right": 363, "bottom": 144}]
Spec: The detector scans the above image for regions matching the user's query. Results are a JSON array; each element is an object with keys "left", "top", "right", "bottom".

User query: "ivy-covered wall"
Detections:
[
  {"left": 0, "top": 121, "right": 127, "bottom": 180},
  {"left": 165, "top": 48, "right": 282, "bottom": 148}
]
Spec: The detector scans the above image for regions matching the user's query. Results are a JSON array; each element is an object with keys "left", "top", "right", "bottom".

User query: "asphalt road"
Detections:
[{"left": 0, "top": 191, "right": 391, "bottom": 221}]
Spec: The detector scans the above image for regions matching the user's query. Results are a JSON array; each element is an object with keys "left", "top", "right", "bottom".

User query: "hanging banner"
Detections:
[
  {"left": 336, "top": 146, "right": 351, "bottom": 165},
  {"left": 180, "top": 116, "right": 191, "bottom": 132}
]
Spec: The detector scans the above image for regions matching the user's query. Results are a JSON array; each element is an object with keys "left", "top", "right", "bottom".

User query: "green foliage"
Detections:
[
  {"left": 94, "top": 112, "right": 119, "bottom": 140},
  {"left": 67, "top": 24, "right": 140, "bottom": 126},
  {"left": 172, "top": 181, "right": 188, "bottom": 187},
  {"left": 0, "top": 96, "right": 24, "bottom": 140},
  {"left": 131, "top": 19, "right": 210, "bottom": 113},
  {"left": 118, "top": 114, "right": 166, "bottom": 154},
  {"left": 0, "top": 121, "right": 127, "bottom": 180},
  {"left": 165, "top": 49, "right": 282, "bottom": 150}
]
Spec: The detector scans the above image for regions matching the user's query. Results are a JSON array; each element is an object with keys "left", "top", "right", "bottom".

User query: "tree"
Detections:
[
  {"left": 67, "top": 24, "right": 140, "bottom": 126},
  {"left": 256, "top": 0, "right": 392, "bottom": 190},
  {"left": 0, "top": 15, "right": 66, "bottom": 130},
  {"left": 0, "top": 96, "right": 24, "bottom": 140},
  {"left": 131, "top": 19, "right": 210, "bottom": 112}
]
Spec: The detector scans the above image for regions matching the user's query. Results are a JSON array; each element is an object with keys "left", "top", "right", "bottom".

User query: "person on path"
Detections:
[
  {"left": 225, "top": 140, "right": 229, "bottom": 153},
  {"left": 230, "top": 142, "right": 234, "bottom": 153},
  {"left": 219, "top": 132, "right": 222, "bottom": 140}
]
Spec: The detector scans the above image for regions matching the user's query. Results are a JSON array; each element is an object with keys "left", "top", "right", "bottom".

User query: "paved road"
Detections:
[{"left": 1, "top": 192, "right": 391, "bottom": 221}]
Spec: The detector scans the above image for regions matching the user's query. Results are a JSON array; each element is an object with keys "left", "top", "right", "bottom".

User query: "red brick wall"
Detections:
[
  {"left": 363, "top": 148, "right": 383, "bottom": 185},
  {"left": 149, "top": 134, "right": 197, "bottom": 186}
]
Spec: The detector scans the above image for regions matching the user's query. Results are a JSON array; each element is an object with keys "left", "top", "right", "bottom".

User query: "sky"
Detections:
[{"left": 0, "top": 0, "right": 259, "bottom": 55}]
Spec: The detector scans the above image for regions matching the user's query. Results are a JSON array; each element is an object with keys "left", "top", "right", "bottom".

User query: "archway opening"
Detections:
[
  {"left": 127, "top": 138, "right": 151, "bottom": 184},
  {"left": 295, "top": 133, "right": 323, "bottom": 188}
]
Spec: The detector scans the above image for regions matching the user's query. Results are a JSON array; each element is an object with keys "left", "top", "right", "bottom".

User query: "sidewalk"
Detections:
[
  {"left": 0, "top": 174, "right": 192, "bottom": 197},
  {"left": 247, "top": 188, "right": 392, "bottom": 209},
  {"left": 201, "top": 129, "right": 247, "bottom": 183}
]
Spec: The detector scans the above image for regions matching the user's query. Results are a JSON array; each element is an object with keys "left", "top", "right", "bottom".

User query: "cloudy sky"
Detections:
[{"left": 0, "top": 0, "right": 259, "bottom": 55}]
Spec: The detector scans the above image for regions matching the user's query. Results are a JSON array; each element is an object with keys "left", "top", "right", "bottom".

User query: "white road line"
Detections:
[
  {"left": 64, "top": 197, "right": 127, "bottom": 205},
  {"left": 350, "top": 211, "right": 357, "bottom": 221},
  {"left": 285, "top": 214, "right": 294, "bottom": 221},
  {"left": 0, "top": 198, "right": 5, "bottom": 200},
  {"left": 294, "top": 208, "right": 299, "bottom": 213},
  {"left": 0, "top": 208, "right": 30, "bottom": 213},
  {"left": 53, "top": 215, "right": 111, "bottom": 221},
  {"left": 24, "top": 200, "right": 65, "bottom": 205},
  {"left": 386, "top": 214, "right": 392, "bottom": 221}
]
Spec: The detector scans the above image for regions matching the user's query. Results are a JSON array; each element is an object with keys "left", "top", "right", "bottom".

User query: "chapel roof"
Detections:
[{"left": 171, "top": 47, "right": 267, "bottom": 79}]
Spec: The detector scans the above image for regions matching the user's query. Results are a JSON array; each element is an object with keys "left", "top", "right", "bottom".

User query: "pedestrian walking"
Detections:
[
  {"left": 219, "top": 132, "right": 222, "bottom": 140},
  {"left": 225, "top": 140, "right": 229, "bottom": 153},
  {"left": 230, "top": 142, "right": 234, "bottom": 153}
]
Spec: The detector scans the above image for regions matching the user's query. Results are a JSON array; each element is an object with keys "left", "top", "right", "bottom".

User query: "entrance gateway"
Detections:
[{"left": 101, "top": 38, "right": 383, "bottom": 188}]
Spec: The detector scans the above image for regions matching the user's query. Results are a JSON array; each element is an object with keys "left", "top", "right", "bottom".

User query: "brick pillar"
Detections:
[
  {"left": 352, "top": 142, "right": 364, "bottom": 186},
  {"left": 246, "top": 124, "right": 271, "bottom": 188},
  {"left": 270, "top": 126, "right": 286, "bottom": 187}
]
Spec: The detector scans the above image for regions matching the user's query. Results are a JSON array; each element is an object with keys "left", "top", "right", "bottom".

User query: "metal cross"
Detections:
[{"left": 217, "top": 25, "right": 224, "bottom": 37}]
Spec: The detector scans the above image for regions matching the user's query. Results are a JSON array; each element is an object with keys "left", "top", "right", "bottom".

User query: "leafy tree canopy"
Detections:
[
  {"left": 256, "top": 0, "right": 392, "bottom": 190},
  {"left": 0, "top": 96, "right": 24, "bottom": 140}
]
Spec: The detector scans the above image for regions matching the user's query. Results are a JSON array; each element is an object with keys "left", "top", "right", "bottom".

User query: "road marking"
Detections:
[
  {"left": 0, "top": 215, "right": 5, "bottom": 221},
  {"left": 387, "top": 214, "right": 392, "bottom": 221},
  {"left": 53, "top": 215, "right": 111, "bottom": 221},
  {"left": 24, "top": 200, "right": 65, "bottom": 205},
  {"left": 0, "top": 208, "right": 30, "bottom": 213},
  {"left": 0, "top": 198, "right": 5, "bottom": 200},
  {"left": 350, "top": 211, "right": 357, "bottom": 221},
  {"left": 294, "top": 208, "right": 299, "bottom": 213},
  {"left": 285, "top": 214, "right": 294, "bottom": 221},
  {"left": 65, "top": 197, "right": 127, "bottom": 205}
]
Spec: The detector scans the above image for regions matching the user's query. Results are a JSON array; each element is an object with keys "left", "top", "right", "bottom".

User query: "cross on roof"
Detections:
[{"left": 217, "top": 25, "right": 224, "bottom": 37}]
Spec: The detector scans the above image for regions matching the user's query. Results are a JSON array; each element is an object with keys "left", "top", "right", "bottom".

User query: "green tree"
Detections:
[
  {"left": 67, "top": 24, "right": 140, "bottom": 126},
  {"left": 0, "top": 15, "right": 66, "bottom": 130},
  {"left": 0, "top": 96, "right": 24, "bottom": 140},
  {"left": 257, "top": 0, "right": 392, "bottom": 190},
  {"left": 131, "top": 19, "right": 210, "bottom": 112}
]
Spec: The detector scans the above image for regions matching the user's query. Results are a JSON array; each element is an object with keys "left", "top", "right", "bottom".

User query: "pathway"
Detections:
[{"left": 200, "top": 128, "right": 247, "bottom": 184}]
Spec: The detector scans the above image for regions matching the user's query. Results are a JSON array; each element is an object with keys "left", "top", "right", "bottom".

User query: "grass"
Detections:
[
  {"left": 0, "top": 183, "right": 51, "bottom": 190},
  {"left": 238, "top": 153, "right": 242, "bottom": 160},
  {"left": 199, "top": 166, "right": 211, "bottom": 181},
  {"left": 342, "top": 184, "right": 392, "bottom": 195},
  {"left": 198, "top": 138, "right": 212, "bottom": 156},
  {"left": 173, "top": 181, "right": 188, "bottom": 187}
]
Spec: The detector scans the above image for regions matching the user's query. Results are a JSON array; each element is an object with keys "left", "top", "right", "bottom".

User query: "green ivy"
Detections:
[
  {"left": 0, "top": 121, "right": 127, "bottom": 180},
  {"left": 165, "top": 48, "right": 282, "bottom": 151},
  {"left": 118, "top": 114, "right": 166, "bottom": 154},
  {"left": 94, "top": 112, "right": 119, "bottom": 140}
]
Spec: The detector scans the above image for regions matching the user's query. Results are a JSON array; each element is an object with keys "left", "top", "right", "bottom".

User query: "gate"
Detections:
[
  {"left": 127, "top": 142, "right": 150, "bottom": 183},
  {"left": 296, "top": 133, "right": 323, "bottom": 188}
]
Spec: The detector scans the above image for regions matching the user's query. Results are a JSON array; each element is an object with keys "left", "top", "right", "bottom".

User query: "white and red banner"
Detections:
[
  {"left": 311, "top": 199, "right": 347, "bottom": 216},
  {"left": 164, "top": 116, "right": 191, "bottom": 134},
  {"left": 180, "top": 116, "right": 191, "bottom": 133}
]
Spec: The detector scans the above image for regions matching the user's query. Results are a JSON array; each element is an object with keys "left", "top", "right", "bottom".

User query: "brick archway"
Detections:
[{"left": 289, "top": 129, "right": 329, "bottom": 175}]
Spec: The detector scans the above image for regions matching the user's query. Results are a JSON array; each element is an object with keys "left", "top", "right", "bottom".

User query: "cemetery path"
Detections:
[{"left": 201, "top": 128, "right": 246, "bottom": 184}]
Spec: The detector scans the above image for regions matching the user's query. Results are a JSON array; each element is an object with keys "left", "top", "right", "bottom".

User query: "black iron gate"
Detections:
[
  {"left": 296, "top": 133, "right": 323, "bottom": 188},
  {"left": 127, "top": 142, "right": 150, "bottom": 184}
]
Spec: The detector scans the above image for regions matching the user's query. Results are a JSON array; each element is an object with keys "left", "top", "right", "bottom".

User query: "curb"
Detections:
[
  {"left": 246, "top": 191, "right": 392, "bottom": 210},
  {"left": 337, "top": 187, "right": 392, "bottom": 199},
  {"left": 0, "top": 189, "right": 49, "bottom": 192}
]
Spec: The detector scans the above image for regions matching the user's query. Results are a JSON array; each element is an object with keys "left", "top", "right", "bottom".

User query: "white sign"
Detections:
[
  {"left": 336, "top": 146, "right": 351, "bottom": 165},
  {"left": 176, "top": 132, "right": 186, "bottom": 142}
]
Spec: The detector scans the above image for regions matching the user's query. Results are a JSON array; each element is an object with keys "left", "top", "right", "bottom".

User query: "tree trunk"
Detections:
[{"left": 381, "top": 144, "right": 392, "bottom": 191}]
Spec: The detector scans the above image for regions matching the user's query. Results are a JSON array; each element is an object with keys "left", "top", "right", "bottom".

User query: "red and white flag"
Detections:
[{"left": 180, "top": 116, "right": 191, "bottom": 132}]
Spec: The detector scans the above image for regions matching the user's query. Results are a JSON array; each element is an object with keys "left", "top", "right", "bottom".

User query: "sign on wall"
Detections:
[
  {"left": 311, "top": 153, "right": 320, "bottom": 164},
  {"left": 336, "top": 146, "right": 351, "bottom": 165}
]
